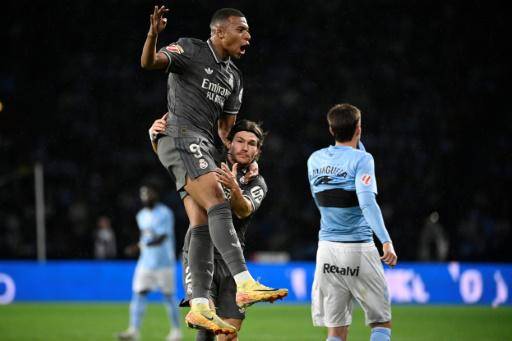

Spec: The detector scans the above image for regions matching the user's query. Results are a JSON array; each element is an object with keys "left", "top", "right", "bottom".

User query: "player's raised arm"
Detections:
[{"left": 141, "top": 5, "right": 170, "bottom": 70}]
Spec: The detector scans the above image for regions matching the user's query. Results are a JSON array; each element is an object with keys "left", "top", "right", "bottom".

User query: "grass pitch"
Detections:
[{"left": 0, "top": 303, "right": 511, "bottom": 340}]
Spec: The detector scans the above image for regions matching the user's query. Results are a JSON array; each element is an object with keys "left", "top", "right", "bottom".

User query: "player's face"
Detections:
[
  {"left": 221, "top": 16, "right": 251, "bottom": 59},
  {"left": 140, "top": 186, "right": 157, "bottom": 206},
  {"left": 229, "top": 131, "right": 259, "bottom": 165}
]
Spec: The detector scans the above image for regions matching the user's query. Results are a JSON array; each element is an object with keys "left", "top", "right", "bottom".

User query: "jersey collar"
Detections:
[{"left": 207, "top": 39, "right": 231, "bottom": 67}]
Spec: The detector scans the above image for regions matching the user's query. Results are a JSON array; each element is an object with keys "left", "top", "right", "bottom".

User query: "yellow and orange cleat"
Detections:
[
  {"left": 185, "top": 303, "right": 237, "bottom": 336},
  {"left": 236, "top": 280, "right": 288, "bottom": 309}
]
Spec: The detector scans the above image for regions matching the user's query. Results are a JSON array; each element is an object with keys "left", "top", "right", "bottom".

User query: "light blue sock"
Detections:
[
  {"left": 326, "top": 337, "right": 343, "bottom": 341},
  {"left": 129, "top": 293, "right": 147, "bottom": 329},
  {"left": 370, "top": 327, "right": 391, "bottom": 341},
  {"left": 164, "top": 294, "right": 181, "bottom": 328}
]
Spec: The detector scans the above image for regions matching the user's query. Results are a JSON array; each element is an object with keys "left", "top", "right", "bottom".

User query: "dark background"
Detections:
[{"left": 1, "top": 0, "right": 510, "bottom": 261}]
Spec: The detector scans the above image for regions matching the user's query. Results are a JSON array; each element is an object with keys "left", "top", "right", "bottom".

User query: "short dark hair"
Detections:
[
  {"left": 227, "top": 119, "right": 265, "bottom": 148},
  {"left": 140, "top": 183, "right": 159, "bottom": 196},
  {"left": 210, "top": 8, "right": 245, "bottom": 27},
  {"left": 327, "top": 103, "right": 361, "bottom": 142}
]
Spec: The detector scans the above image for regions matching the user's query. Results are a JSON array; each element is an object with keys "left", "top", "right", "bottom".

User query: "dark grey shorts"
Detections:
[
  {"left": 157, "top": 133, "right": 218, "bottom": 198},
  {"left": 181, "top": 253, "right": 245, "bottom": 320}
]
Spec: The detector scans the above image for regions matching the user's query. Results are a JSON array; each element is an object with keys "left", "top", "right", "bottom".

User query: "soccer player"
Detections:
[
  {"left": 307, "top": 104, "right": 398, "bottom": 341},
  {"left": 118, "top": 185, "right": 182, "bottom": 341},
  {"left": 152, "top": 117, "right": 268, "bottom": 341},
  {"left": 141, "top": 6, "right": 287, "bottom": 335}
]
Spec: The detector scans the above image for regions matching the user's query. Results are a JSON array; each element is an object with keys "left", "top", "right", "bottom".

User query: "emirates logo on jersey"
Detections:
[
  {"left": 361, "top": 174, "right": 372, "bottom": 186},
  {"left": 166, "top": 43, "right": 184, "bottom": 54}
]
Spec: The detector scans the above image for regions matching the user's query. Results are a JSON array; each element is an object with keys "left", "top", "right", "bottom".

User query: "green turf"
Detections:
[{"left": 0, "top": 303, "right": 511, "bottom": 340}]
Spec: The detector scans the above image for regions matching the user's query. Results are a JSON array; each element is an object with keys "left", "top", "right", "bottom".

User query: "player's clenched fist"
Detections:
[{"left": 381, "top": 242, "right": 398, "bottom": 267}]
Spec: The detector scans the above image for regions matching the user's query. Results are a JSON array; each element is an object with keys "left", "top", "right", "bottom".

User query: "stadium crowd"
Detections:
[{"left": 1, "top": 0, "right": 509, "bottom": 261}]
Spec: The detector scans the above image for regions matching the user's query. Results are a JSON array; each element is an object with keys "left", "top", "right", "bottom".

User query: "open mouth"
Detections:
[{"left": 240, "top": 43, "right": 249, "bottom": 55}]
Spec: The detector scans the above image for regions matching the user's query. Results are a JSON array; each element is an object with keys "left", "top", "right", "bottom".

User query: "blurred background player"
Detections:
[
  {"left": 93, "top": 215, "right": 117, "bottom": 259},
  {"left": 141, "top": 5, "right": 287, "bottom": 335},
  {"left": 152, "top": 117, "right": 268, "bottom": 341},
  {"left": 117, "top": 185, "right": 182, "bottom": 341},
  {"left": 307, "top": 104, "right": 398, "bottom": 341}
]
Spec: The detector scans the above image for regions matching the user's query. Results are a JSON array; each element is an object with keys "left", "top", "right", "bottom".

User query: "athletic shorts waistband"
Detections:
[{"left": 319, "top": 240, "right": 376, "bottom": 251}]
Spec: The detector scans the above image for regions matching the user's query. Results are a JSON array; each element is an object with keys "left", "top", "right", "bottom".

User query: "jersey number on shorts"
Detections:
[{"left": 189, "top": 143, "right": 203, "bottom": 158}]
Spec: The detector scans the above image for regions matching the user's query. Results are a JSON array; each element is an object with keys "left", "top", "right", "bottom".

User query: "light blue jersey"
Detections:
[
  {"left": 307, "top": 145, "right": 390, "bottom": 243},
  {"left": 136, "top": 203, "right": 176, "bottom": 269}
]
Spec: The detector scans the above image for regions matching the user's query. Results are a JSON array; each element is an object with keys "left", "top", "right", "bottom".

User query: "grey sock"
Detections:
[
  {"left": 207, "top": 202, "right": 247, "bottom": 275},
  {"left": 188, "top": 224, "right": 213, "bottom": 299},
  {"left": 196, "top": 329, "right": 216, "bottom": 341}
]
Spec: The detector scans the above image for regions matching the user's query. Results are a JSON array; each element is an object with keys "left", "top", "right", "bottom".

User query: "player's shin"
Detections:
[
  {"left": 188, "top": 224, "right": 214, "bottom": 300},
  {"left": 207, "top": 202, "right": 248, "bottom": 278},
  {"left": 129, "top": 293, "right": 147, "bottom": 330}
]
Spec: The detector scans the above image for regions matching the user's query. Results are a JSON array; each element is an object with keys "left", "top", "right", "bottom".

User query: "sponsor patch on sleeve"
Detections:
[
  {"left": 360, "top": 174, "right": 372, "bottom": 186},
  {"left": 166, "top": 43, "right": 184, "bottom": 54},
  {"left": 250, "top": 186, "right": 264, "bottom": 204}
]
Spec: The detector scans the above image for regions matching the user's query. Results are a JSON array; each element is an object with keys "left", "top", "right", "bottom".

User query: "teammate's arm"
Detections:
[
  {"left": 149, "top": 113, "right": 168, "bottom": 153},
  {"left": 141, "top": 5, "right": 170, "bottom": 70},
  {"left": 218, "top": 114, "right": 236, "bottom": 147},
  {"left": 216, "top": 162, "right": 253, "bottom": 218}
]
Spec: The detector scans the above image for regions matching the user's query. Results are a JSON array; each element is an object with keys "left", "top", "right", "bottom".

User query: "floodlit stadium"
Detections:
[{"left": 1, "top": 1, "right": 510, "bottom": 340}]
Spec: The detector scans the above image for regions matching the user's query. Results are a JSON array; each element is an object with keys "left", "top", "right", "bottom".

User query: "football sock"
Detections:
[
  {"left": 233, "top": 270, "right": 254, "bottom": 286},
  {"left": 370, "top": 327, "right": 391, "bottom": 341},
  {"left": 188, "top": 224, "right": 213, "bottom": 299},
  {"left": 196, "top": 329, "right": 216, "bottom": 341},
  {"left": 208, "top": 202, "right": 247, "bottom": 275},
  {"left": 190, "top": 298, "right": 209, "bottom": 306},
  {"left": 326, "top": 337, "right": 343, "bottom": 341},
  {"left": 164, "top": 294, "right": 180, "bottom": 328},
  {"left": 129, "top": 293, "right": 147, "bottom": 330}
]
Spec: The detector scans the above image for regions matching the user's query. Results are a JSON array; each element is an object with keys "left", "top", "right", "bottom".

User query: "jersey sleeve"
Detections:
[
  {"left": 158, "top": 38, "right": 196, "bottom": 74},
  {"left": 355, "top": 154, "right": 378, "bottom": 194},
  {"left": 222, "top": 70, "right": 243, "bottom": 115},
  {"left": 357, "top": 191, "right": 391, "bottom": 244},
  {"left": 243, "top": 176, "right": 268, "bottom": 212}
]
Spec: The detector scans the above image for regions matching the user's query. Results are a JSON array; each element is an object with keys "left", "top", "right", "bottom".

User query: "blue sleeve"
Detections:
[
  {"left": 355, "top": 154, "right": 378, "bottom": 194},
  {"left": 155, "top": 207, "right": 172, "bottom": 236},
  {"left": 357, "top": 191, "right": 391, "bottom": 244}
]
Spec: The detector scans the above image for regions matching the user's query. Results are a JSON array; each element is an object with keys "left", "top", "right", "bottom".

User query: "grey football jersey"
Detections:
[
  {"left": 217, "top": 167, "right": 268, "bottom": 257},
  {"left": 159, "top": 38, "right": 244, "bottom": 141}
]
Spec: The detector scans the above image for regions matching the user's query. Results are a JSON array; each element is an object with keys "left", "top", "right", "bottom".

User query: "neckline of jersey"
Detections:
[
  {"left": 330, "top": 145, "right": 353, "bottom": 149},
  {"left": 207, "top": 39, "right": 231, "bottom": 66}
]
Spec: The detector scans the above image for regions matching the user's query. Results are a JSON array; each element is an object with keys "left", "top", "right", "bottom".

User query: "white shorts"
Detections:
[
  {"left": 311, "top": 241, "right": 391, "bottom": 327},
  {"left": 132, "top": 266, "right": 175, "bottom": 295}
]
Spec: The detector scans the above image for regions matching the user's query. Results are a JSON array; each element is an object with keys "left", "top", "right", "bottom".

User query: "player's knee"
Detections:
[{"left": 204, "top": 185, "right": 227, "bottom": 208}]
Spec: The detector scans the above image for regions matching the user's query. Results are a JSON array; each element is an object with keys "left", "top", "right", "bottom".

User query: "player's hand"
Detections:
[
  {"left": 242, "top": 161, "right": 259, "bottom": 183},
  {"left": 216, "top": 162, "right": 240, "bottom": 191},
  {"left": 149, "top": 112, "right": 168, "bottom": 140},
  {"left": 149, "top": 5, "right": 169, "bottom": 35},
  {"left": 381, "top": 242, "right": 397, "bottom": 267}
]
